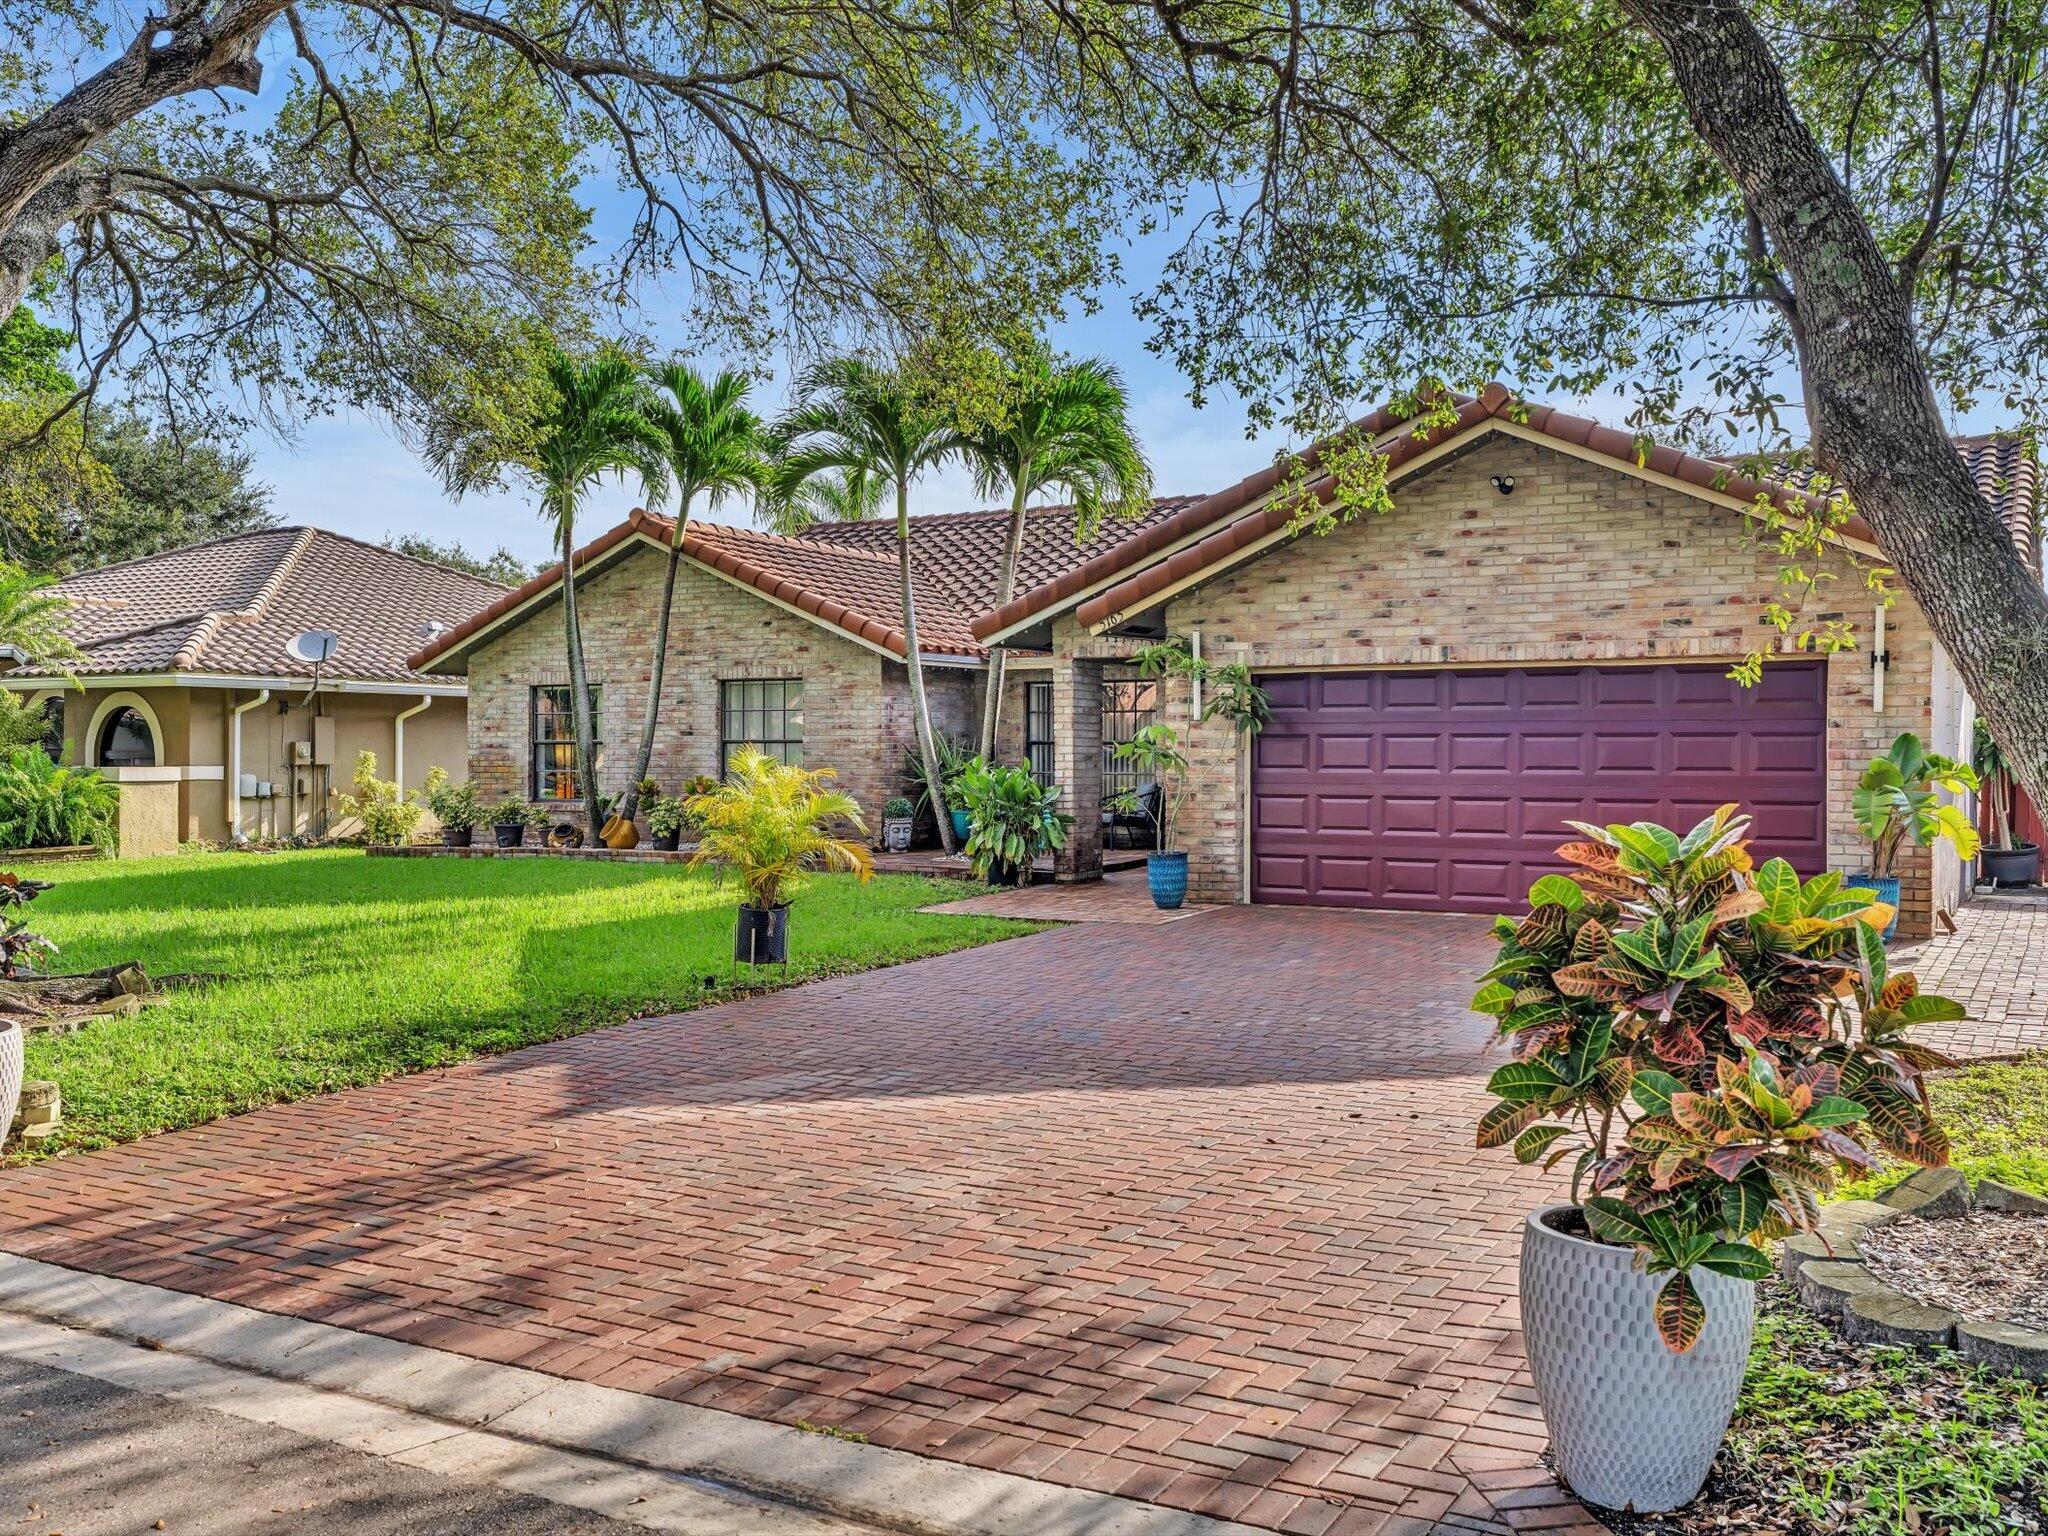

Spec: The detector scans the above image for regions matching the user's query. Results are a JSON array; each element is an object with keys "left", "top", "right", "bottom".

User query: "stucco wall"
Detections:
[
  {"left": 1098, "top": 434, "right": 1943, "bottom": 934},
  {"left": 463, "top": 545, "right": 904, "bottom": 832},
  {"left": 31, "top": 683, "right": 471, "bottom": 845}
]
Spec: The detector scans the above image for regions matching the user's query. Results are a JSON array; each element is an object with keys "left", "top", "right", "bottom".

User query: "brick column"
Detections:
[{"left": 1053, "top": 656, "right": 1104, "bottom": 882}]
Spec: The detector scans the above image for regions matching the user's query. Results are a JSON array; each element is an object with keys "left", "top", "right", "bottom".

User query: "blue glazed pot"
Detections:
[
  {"left": 1848, "top": 872, "right": 1902, "bottom": 941},
  {"left": 949, "top": 808, "right": 972, "bottom": 846},
  {"left": 1147, "top": 850, "right": 1189, "bottom": 910}
]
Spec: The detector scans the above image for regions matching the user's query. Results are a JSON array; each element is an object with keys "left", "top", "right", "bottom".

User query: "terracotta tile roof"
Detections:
[
  {"left": 982, "top": 382, "right": 1887, "bottom": 639},
  {"left": 19, "top": 528, "right": 508, "bottom": 684},
  {"left": 795, "top": 498, "right": 1207, "bottom": 617},
  {"left": 410, "top": 500, "right": 1215, "bottom": 672}
]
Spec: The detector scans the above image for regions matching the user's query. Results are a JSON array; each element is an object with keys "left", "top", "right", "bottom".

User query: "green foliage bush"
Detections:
[
  {"left": 335, "top": 751, "right": 424, "bottom": 847},
  {"left": 0, "top": 748, "right": 116, "bottom": 850},
  {"left": 954, "top": 760, "right": 1070, "bottom": 885}
]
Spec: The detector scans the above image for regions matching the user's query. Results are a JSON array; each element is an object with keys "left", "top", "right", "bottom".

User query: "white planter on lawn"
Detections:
[
  {"left": 1520, "top": 1205, "right": 1755, "bottom": 1513},
  {"left": 0, "top": 1021, "right": 22, "bottom": 1147}
]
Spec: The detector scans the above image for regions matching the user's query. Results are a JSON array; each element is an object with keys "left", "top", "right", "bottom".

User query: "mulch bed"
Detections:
[{"left": 1860, "top": 1212, "right": 2048, "bottom": 1330}]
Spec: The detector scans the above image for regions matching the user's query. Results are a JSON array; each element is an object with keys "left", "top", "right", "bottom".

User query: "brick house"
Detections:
[{"left": 415, "top": 385, "right": 2002, "bottom": 938}]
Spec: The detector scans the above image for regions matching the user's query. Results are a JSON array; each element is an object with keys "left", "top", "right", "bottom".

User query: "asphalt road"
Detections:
[{"left": 0, "top": 1353, "right": 642, "bottom": 1536}]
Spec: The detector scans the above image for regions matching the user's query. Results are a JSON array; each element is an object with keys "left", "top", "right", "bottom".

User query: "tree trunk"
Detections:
[
  {"left": 1622, "top": 0, "right": 2048, "bottom": 839},
  {"left": 977, "top": 479, "right": 1032, "bottom": 762},
  {"left": 623, "top": 498, "right": 691, "bottom": 823},
  {"left": 558, "top": 507, "right": 603, "bottom": 843},
  {"left": 898, "top": 483, "right": 954, "bottom": 854}
]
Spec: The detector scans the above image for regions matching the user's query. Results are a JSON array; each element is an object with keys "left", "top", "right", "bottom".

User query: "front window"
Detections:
[
  {"left": 96, "top": 706, "right": 156, "bottom": 768},
  {"left": 531, "top": 685, "right": 602, "bottom": 800},
  {"left": 1024, "top": 682, "right": 1054, "bottom": 785},
  {"left": 720, "top": 679, "right": 803, "bottom": 771}
]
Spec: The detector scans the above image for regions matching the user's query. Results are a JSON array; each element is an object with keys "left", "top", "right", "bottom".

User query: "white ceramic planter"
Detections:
[
  {"left": 0, "top": 1022, "right": 22, "bottom": 1147},
  {"left": 1520, "top": 1205, "right": 1755, "bottom": 1513}
]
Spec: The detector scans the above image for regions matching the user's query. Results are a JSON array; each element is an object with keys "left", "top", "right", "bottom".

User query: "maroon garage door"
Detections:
[{"left": 1251, "top": 662, "right": 1828, "bottom": 913}]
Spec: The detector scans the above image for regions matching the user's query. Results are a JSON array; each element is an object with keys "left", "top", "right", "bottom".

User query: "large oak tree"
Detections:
[{"left": 9, "top": 1, "right": 2048, "bottom": 822}]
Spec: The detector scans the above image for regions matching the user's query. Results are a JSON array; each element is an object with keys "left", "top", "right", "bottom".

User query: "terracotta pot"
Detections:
[{"left": 600, "top": 814, "right": 640, "bottom": 850}]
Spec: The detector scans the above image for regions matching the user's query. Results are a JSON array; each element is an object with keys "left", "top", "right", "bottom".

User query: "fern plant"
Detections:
[
  {"left": 0, "top": 749, "right": 117, "bottom": 850},
  {"left": 1473, "top": 805, "right": 1962, "bottom": 1351}
]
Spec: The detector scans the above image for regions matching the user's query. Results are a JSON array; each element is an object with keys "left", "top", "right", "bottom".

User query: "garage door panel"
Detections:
[{"left": 1251, "top": 662, "right": 1827, "bottom": 913}]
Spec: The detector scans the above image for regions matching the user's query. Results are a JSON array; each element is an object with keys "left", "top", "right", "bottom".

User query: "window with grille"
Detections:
[
  {"left": 1024, "top": 682, "right": 1054, "bottom": 785},
  {"left": 720, "top": 679, "right": 804, "bottom": 770},
  {"left": 1100, "top": 669, "right": 1158, "bottom": 802},
  {"left": 531, "top": 685, "right": 602, "bottom": 800}
]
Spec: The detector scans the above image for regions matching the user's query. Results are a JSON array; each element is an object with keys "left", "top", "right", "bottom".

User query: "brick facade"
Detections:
[
  {"left": 464, "top": 544, "right": 935, "bottom": 834},
  {"left": 1080, "top": 435, "right": 1952, "bottom": 935}
]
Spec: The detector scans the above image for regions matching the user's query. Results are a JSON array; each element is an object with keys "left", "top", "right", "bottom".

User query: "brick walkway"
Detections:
[
  {"left": 921, "top": 868, "right": 1217, "bottom": 923},
  {"left": 1905, "top": 896, "right": 2048, "bottom": 1061},
  {"left": 0, "top": 908, "right": 1595, "bottom": 1536}
]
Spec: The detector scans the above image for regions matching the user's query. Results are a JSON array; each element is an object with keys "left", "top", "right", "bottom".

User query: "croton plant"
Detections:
[{"left": 1472, "top": 805, "right": 1962, "bottom": 1351}]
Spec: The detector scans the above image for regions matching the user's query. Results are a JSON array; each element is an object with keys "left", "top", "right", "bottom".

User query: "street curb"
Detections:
[{"left": 0, "top": 1252, "right": 1265, "bottom": 1536}]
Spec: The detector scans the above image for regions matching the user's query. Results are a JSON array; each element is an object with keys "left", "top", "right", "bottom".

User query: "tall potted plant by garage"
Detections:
[
  {"left": 687, "top": 747, "right": 873, "bottom": 964},
  {"left": 1972, "top": 720, "right": 2039, "bottom": 887},
  {"left": 954, "top": 761, "right": 1070, "bottom": 885},
  {"left": 1851, "top": 731, "right": 1979, "bottom": 936},
  {"left": 1110, "top": 724, "right": 1194, "bottom": 909},
  {"left": 1472, "top": 806, "right": 1962, "bottom": 1513}
]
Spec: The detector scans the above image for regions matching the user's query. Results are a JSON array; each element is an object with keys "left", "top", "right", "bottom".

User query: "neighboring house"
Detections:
[
  {"left": 419, "top": 385, "right": 2024, "bottom": 939},
  {"left": 1, "top": 528, "right": 505, "bottom": 853}
]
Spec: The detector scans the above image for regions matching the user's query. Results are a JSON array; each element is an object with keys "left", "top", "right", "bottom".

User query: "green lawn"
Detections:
[
  {"left": 1839, "top": 1052, "right": 2048, "bottom": 1202},
  {"left": 14, "top": 850, "right": 1040, "bottom": 1156}
]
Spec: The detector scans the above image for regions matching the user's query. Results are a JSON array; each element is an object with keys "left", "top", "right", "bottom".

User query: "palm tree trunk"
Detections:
[
  {"left": 977, "top": 479, "right": 1031, "bottom": 762},
  {"left": 623, "top": 500, "right": 690, "bottom": 823},
  {"left": 559, "top": 507, "right": 602, "bottom": 843},
  {"left": 897, "top": 483, "right": 954, "bottom": 854}
]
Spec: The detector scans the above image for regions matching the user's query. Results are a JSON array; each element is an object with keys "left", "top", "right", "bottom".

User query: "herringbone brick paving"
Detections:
[
  {"left": 0, "top": 909, "right": 1608, "bottom": 1534},
  {"left": 1909, "top": 897, "right": 2048, "bottom": 1060}
]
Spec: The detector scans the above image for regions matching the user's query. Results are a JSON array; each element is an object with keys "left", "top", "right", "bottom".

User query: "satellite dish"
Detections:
[{"left": 286, "top": 630, "right": 341, "bottom": 665}]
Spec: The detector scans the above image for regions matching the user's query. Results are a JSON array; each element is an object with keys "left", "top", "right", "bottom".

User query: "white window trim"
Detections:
[{"left": 85, "top": 691, "right": 166, "bottom": 769}]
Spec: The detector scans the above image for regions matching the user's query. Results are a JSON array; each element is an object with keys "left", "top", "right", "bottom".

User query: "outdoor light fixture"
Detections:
[{"left": 1490, "top": 474, "right": 1517, "bottom": 495}]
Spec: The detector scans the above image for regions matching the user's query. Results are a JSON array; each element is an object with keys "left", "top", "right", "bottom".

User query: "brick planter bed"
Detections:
[
  {"left": 370, "top": 843, "right": 696, "bottom": 864},
  {"left": 1780, "top": 1167, "right": 2048, "bottom": 1380}
]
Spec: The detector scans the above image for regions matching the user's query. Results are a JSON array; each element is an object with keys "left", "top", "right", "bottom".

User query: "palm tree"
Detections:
[
  {"left": 431, "top": 347, "right": 668, "bottom": 841},
  {"left": 772, "top": 357, "right": 960, "bottom": 851},
  {"left": 763, "top": 462, "right": 885, "bottom": 533},
  {"left": 622, "top": 363, "right": 773, "bottom": 823},
  {"left": 0, "top": 560, "right": 83, "bottom": 683},
  {"left": 949, "top": 351, "right": 1150, "bottom": 760}
]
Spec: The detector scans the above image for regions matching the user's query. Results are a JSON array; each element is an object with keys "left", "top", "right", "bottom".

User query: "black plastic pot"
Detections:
[
  {"left": 442, "top": 826, "right": 474, "bottom": 849},
  {"left": 1982, "top": 843, "right": 2041, "bottom": 887},
  {"left": 734, "top": 903, "right": 790, "bottom": 964},
  {"left": 651, "top": 829, "right": 681, "bottom": 852},
  {"left": 493, "top": 822, "right": 527, "bottom": 848}
]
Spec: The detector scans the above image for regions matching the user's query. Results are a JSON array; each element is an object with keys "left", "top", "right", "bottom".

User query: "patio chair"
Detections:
[{"left": 1103, "top": 782, "right": 1161, "bottom": 850}]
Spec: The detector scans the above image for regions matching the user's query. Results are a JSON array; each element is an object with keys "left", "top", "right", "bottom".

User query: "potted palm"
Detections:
[
  {"left": 954, "top": 762, "right": 1070, "bottom": 885},
  {"left": 686, "top": 747, "right": 873, "bottom": 964},
  {"left": 881, "top": 796, "right": 915, "bottom": 853},
  {"left": 1851, "top": 731, "right": 1979, "bottom": 935},
  {"left": 1972, "top": 720, "right": 2039, "bottom": 887},
  {"left": 1473, "top": 807, "right": 1961, "bottom": 1513},
  {"left": 1110, "top": 724, "right": 1193, "bottom": 908}
]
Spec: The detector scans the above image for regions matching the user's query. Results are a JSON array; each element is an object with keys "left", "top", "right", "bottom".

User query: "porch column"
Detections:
[{"left": 1053, "top": 656, "right": 1104, "bottom": 882}]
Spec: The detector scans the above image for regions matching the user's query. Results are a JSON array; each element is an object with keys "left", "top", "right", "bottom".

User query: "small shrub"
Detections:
[
  {"left": 1472, "top": 805, "right": 1961, "bottom": 1351},
  {"left": 487, "top": 795, "right": 548, "bottom": 829},
  {"left": 0, "top": 749, "right": 117, "bottom": 851},
  {"left": 646, "top": 795, "right": 687, "bottom": 838},
  {"left": 335, "top": 751, "right": 424, "bottom": 846},
  {"left": 421, "top": 767, "right": 484, "bottom": 831},
  {"left": 882, "top": 796, "right": 913, "bottom": 820},
  {"left": 953, "top": 761, "right": 1070, "bottom": 885}
]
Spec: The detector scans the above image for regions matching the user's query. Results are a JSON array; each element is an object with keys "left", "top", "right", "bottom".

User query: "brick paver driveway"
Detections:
[{"left": 0, "top": 909, "right": 1590, "bottom": 1536}]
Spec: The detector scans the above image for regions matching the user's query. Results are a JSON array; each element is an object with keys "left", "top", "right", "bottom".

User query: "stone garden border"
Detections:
[{"left": 1779, "top": 1167, "right": 2048, "bottom": 1380}]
